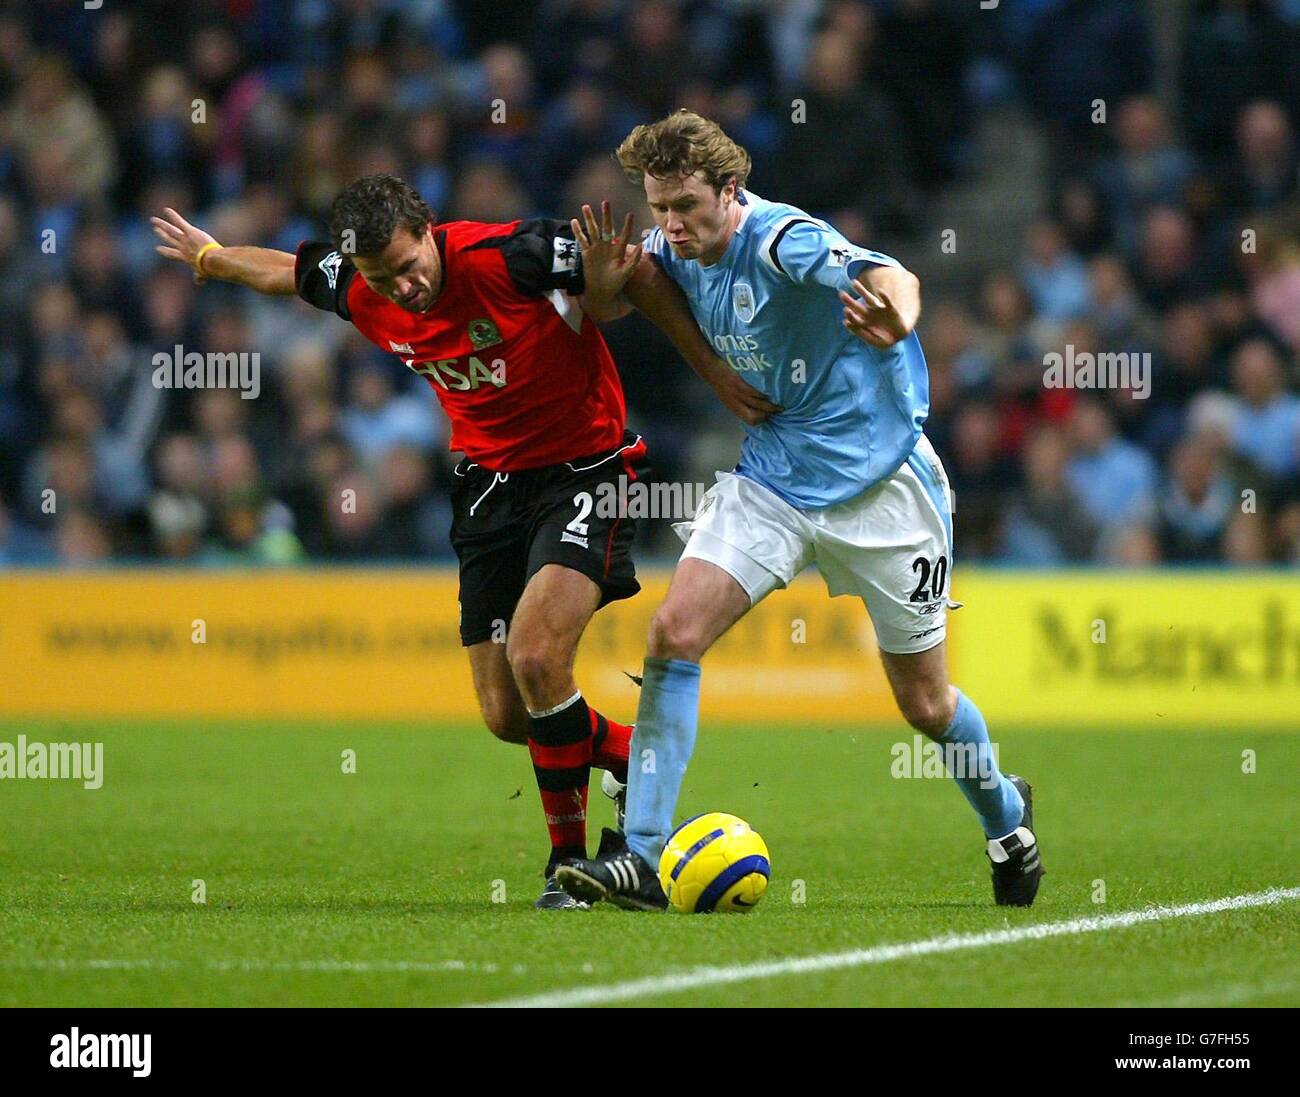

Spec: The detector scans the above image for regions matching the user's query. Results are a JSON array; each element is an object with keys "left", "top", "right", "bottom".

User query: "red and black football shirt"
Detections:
[{"left": 295, "top": 219, "right": 628, "bottom": 472}]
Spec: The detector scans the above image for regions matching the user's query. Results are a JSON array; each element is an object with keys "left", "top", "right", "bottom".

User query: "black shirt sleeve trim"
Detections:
[
  {"left": 767, "top": 218, "right": 817, "bottom": 278},
  {"left": 464, "top": 219, "right": 585, "bottom": 297},
  {"left": 295, "top": 241, "right": 355, "bottom": 320}
]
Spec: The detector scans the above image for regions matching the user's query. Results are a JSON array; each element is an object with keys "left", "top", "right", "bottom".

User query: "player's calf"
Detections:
[{"left": 880, "top": 648, "right": 958, "bottom": 740}]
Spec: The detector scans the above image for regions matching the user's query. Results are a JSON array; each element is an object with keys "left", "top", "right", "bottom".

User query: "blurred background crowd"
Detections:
[{"left": 1, "top": 0, "right": 1298, "bottom": 568}]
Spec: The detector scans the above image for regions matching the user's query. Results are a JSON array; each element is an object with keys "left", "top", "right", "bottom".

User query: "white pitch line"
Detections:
[{"left": 472, "top": 886, "right": 1300, "bottom": 1009}]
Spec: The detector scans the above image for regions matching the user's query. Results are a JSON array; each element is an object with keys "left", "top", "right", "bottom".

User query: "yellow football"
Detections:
[{"left": 658, "top": 812, "right": 770, "bottom": 913}]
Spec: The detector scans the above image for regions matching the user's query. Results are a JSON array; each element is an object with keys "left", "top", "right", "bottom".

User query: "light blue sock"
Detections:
[
  {"left": 939, "top": 688, "right": 1024, "bottom": 838},
  {"left": 625, "top": 657, "right": 702, "bottom": 868}
]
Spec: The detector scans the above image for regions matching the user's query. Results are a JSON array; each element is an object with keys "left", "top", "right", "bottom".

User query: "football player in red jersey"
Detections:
[{"left": 152, "top": 174, "right": 777, "bottom": 907}]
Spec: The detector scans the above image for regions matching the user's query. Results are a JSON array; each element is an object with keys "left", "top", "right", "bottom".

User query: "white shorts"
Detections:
[{"left": 676, "top": 435, "right": 960, "bottom": 655}]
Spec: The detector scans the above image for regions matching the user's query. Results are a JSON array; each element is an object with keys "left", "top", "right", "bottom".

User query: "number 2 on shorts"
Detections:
[{"left": 567, "top": 491, "right": 593, "bottom": 536}]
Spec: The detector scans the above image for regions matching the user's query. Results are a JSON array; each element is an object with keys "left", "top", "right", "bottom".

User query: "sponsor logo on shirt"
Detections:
[
  {"left": 706, "top": 329, "right": 775, "bottom": 373},
  {"left": 407, "top": 356, "right": 507, "bottom": 391}
]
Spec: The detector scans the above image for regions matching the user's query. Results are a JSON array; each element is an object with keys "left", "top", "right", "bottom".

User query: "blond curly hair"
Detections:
[{"left": 616, "top": 110, "right": 751, "bottom": 192}]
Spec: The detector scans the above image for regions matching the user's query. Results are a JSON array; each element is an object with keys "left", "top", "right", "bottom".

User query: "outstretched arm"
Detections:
[
  {"left": 622, "top": 256, "right": 783, "bottom": 426},
  {"left": 151, "top": 207, "right": 296, "bottom": 296},
  {"left": 573, "top": 200, "right": 780, "bottom": 425}
]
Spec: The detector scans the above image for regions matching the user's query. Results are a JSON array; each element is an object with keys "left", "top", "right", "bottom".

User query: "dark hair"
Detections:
[{"left": 328, "top": 174, "right": 433, "bottom": 256}]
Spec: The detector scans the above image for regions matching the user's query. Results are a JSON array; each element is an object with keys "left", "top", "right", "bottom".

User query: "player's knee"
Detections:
[
  {"left": 505, "top": 636, "right": 565, "bottom": 699},
  {"left": 646, "top": 603, "right": 706, "bottom": 663},
  {"left": 898, "top": 687, "right": 955, "bottom": 739},
  {"left": 480, "top": 693, "right": 529, "bottom": 744}
]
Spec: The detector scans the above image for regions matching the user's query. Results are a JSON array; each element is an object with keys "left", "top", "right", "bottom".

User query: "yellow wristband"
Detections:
[{"left": 194, "top": 241, "right": 223, "bottom": 273}]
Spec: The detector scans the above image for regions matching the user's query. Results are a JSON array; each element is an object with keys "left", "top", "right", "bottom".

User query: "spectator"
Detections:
[
  {"left": 463, "top": 44, "right": 537, "bottom": 178},
  {"left": 776, "top": 27, "right": 912, "bottom": 231},
  {"left": 613, "top": 1, "right": 699, "bottom": 118},
  {"left": 1055, "top": 178, "right": 1112, "bottom": 258},
  {"left": 1021, "top": 0, "right": 1155, "bottom": 174},
  {"left": 1221, "top": 100, "right": 1299, "bottom": 216},
  {"left": 339, "top": 366, "right": 442, "bottom": 467},
  {"left": 1228, "top": 338, "right": 1300, "bottom": 479},
  {"left": 1064, "top": 398, "right": 1159, "bottom": 529},
  {"left": 1157, "top": 434, "right": 1236, "bottom": 561},
  {"left": 1180, "top": 0, "right": 1298, "bottom": 167},
  {"left": 529, "top": 79, "right": 639, "bottom": 209},
  {"left": 1001, "top": 426, "right": 1100, "bottom": 563},
  {"left": 946, "top": 403, "right": 1020, "bottom": 560},
  {"left": 6, "top": 55, "right": 117, "bottom": 201},
  {"left": 374, "top": 444, "right": 451, "bottom": 559},
  {"left": 1133, "top": 206, "right": 1212, "bottom": 311},
  {"left": 0, "top": 1, "right": 1295, "bottom": 568},
  {"left": 1246, "top": 219, "right": 1300, "bottom": 354},
  {"left": 55, "top": 507, "right": 113, "bottom": 566},
  {"left": 1092, "top": 96, "right": 1198, "bottom": 253},
  {"left": 148, "top": 433, "right": 210, "bottom": 560},
  {"left": 1087, "top": 254, "right": 1159, "bottom": 348},
  {"left": 1020, "top": 219, "right": 1091, "bottom": 322}
]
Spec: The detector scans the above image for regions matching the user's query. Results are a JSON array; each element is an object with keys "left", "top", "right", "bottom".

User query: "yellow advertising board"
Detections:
[
  {"left": 0, "top": 569, "right": 1296, "bottom": 726},
  {"left": 950, "top": 571, "right": 1300, "bottom": 728},
  {"left": 0, "top": 570, "right": 893, "bottom": 723}
]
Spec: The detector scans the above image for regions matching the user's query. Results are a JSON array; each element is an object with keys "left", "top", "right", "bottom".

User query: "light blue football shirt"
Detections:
[{"left": 645, "top": 190, "right": 930, "bottom": 509}]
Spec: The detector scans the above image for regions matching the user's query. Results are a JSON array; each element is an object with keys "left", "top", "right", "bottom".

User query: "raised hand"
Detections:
[
  {"left": 571, "top": 200, "right": 642, "bottom": 307},
  {"left": 151, "top": 207, "right": 219, "bottom": 283}
]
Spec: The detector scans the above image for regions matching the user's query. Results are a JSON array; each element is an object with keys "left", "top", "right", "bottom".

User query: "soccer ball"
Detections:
[{"left": 658, "top": 812, "right": 770, "bottom": 913}]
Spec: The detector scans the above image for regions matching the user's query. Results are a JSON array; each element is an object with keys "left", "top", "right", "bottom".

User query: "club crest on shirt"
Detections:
[
  {"left": 732, "top": 281, "right": 756, "bottom": 323},
  {"left": 468, "top": 317, "right": 503, "bottom": 350}
]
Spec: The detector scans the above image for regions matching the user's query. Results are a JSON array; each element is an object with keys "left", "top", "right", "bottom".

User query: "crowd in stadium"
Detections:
[{"left": 1, "top": 0, "right": 1298, "bottom": 568}]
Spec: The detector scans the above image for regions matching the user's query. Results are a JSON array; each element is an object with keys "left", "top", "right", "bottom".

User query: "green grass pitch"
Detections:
[{"left": 2, "top": 720, "right": 1297, "bottom": 1007}]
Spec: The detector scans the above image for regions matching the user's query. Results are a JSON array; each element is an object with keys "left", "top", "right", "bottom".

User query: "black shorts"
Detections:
[{"left": 450, "top": 431, "right": 650, "bottom": 646}]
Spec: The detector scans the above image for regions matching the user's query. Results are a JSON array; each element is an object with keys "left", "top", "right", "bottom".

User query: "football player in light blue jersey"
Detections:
[
  {"left": 642, "top": 187, "right": 931, "bottom": 511},
  {"left": 558, "top": 111, "right": 1043, "bottom": 912}
]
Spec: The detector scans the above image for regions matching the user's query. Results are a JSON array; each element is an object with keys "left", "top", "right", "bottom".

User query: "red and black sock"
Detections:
[
  {"left": 590, "top": 709, "right": 631, "bottom": 782},
  {"left": 528, "top": 692, "right": 593, "bottom": 872}
]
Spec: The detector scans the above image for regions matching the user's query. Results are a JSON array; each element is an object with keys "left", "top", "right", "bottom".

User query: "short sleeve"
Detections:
[
  {"left": 495, "top": 219, "right": 586, "bottom": 297},
  {"left": 295, "top": 241, "right": 355, "bottom": 319},
  {"left": 759, "top": 217, "right": 902, "bottom": 294}
]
